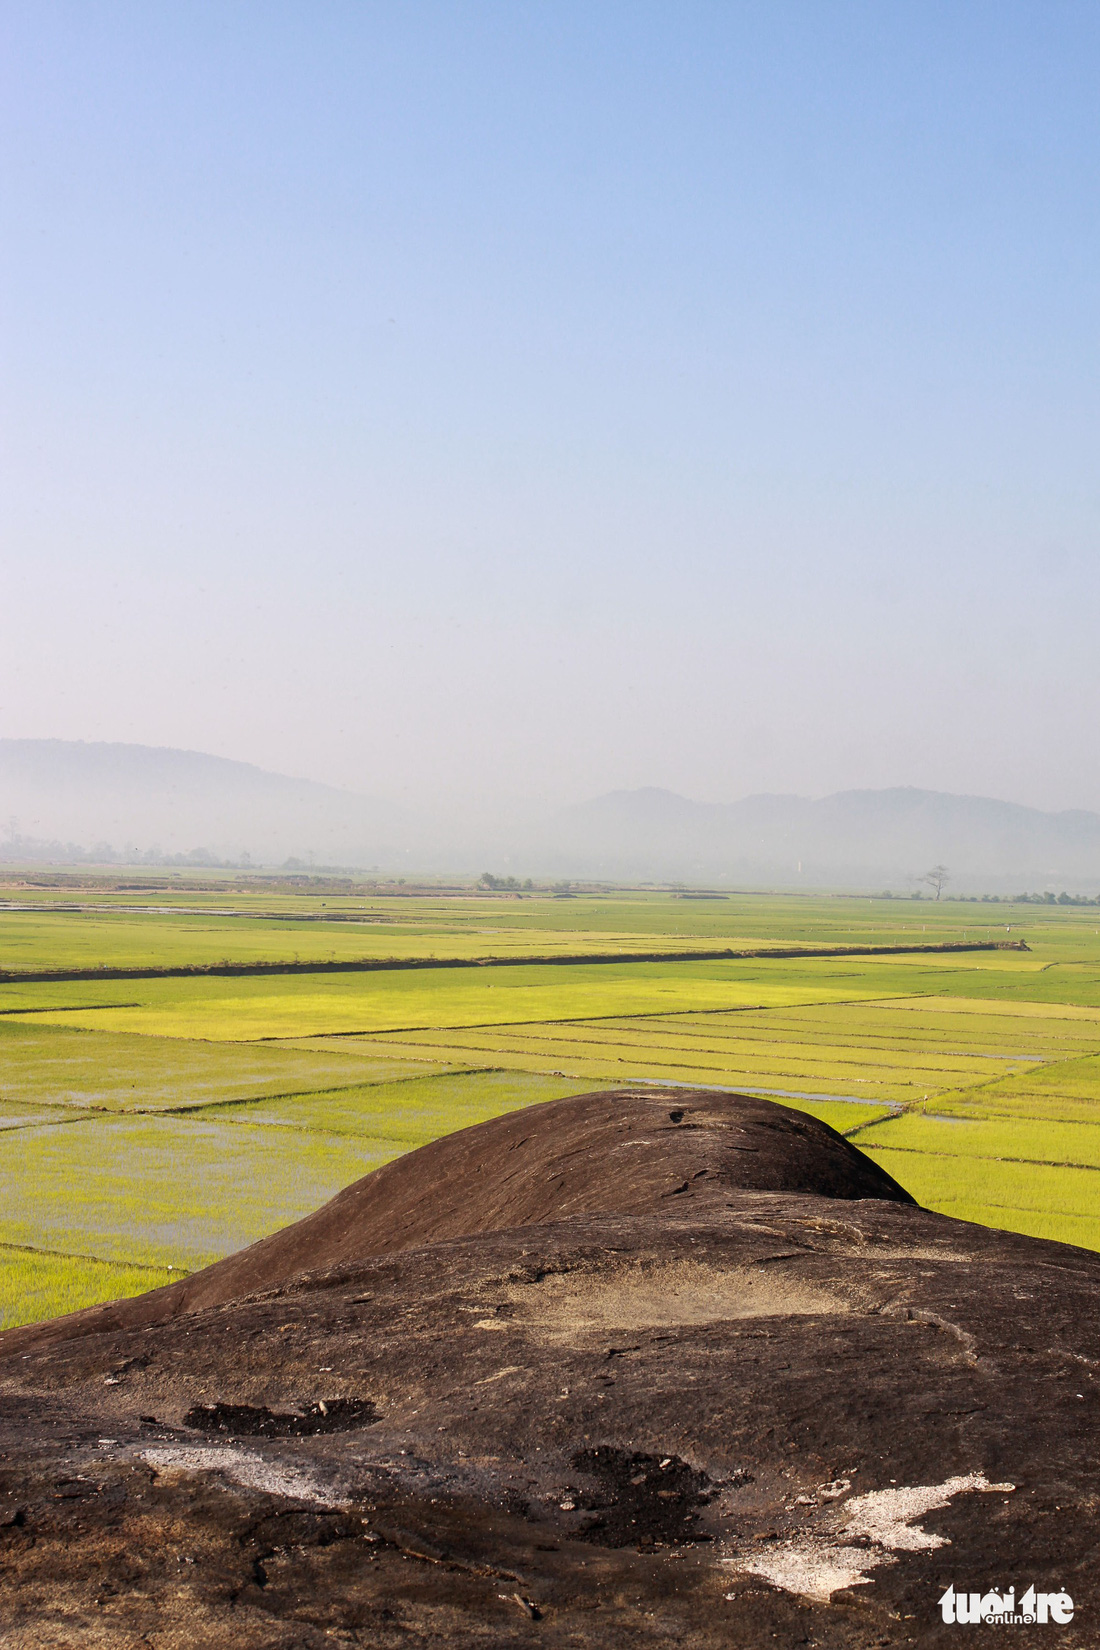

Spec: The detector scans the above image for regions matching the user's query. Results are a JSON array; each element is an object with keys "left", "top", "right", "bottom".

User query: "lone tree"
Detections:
[{"left": 923, "top": 864, "right": 950, "bottom": 900}]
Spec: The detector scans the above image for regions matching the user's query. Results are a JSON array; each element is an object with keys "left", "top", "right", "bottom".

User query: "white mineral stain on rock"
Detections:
[
  {"left": 140, "top": 1445, "right": 347, "bottom": 1507},
  {"left": 843, "top": 1474, "right": 1013, "bottom": 1552},
  {"left": 727, "top": 1472, "right": 1015, "bottom": 1603},
  {"left": 736, "top": 1543, "right": 884, "bottom": 1603}
]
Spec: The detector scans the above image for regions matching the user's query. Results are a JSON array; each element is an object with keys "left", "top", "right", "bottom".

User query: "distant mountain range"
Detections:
[
  {"left": 533, "top": 786, "right": 1100, "bottom": 889},
  {"left": 2, "top": 740, "right": 1099, "bottom": 889}
]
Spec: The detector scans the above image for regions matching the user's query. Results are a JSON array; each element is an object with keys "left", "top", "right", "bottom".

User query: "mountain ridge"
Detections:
[
  {"left": 2, "top": 739, "right": 1099, "bottom": 887},
  {"left": 542, "top": 782, "right": 1100, "bottom": 887}
]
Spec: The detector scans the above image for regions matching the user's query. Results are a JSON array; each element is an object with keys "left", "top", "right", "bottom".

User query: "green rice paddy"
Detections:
[
  {"left": 2, "top": 880, "right": 1099, "bottom": 1327},
  {"left": 0, "top": 1246, "right": 177, "bottom": 1330},
  {"left": 0, "top": 1113, "right": 403, "bottom": 1268},
  {"left": 0, "top": 1020, "right": 466, "bottom": 1111}
]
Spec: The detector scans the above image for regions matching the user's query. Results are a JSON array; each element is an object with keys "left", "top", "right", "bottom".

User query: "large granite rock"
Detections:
[{"left": 0, "top": 1088, "right": 1095, "bottom": 1646}]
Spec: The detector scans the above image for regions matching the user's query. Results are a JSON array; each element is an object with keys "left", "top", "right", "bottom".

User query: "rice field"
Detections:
[
  {"left": 203, "top": 1071, "right": 891, "bottom": 1146},
  {"left": 0, "top": 1112, "right": 403, "bottom": 1268},
  {"left": 202, "top": 1070, "right": 592, "bottom": 1142},
  {"left": 0, "top": 906, "right": 763, "bottom": 973},
  {"left": 0, "top": 954, "right": 940, "bottom": 1039},
  {"left": 2, "top": 879, "right": 1099, "bottom": 1327},
  {"left": 0, "top": 1247, "right": 177, "bottom": 1330},
  {"left": 0, "top": 1020, "right": 470, "bottom": 1112}
]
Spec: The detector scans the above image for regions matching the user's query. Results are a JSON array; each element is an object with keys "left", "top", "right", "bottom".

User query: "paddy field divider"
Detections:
[{"left": 0, "top": 938, "right": 1029, "bottom": 987}]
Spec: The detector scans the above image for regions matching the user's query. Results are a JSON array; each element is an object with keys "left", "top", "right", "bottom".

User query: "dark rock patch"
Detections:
[
  {"left": 245, "top": 1508, "right": 363, "bottom": 1550},
  {"left": 185, "top": 1397, "right": 379, "bottom": 1437}
]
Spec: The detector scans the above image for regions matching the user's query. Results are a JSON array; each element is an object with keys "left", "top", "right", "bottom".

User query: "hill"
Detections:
[
  {"left": 5, "top": 1086, "right": 912, "bottom": 1348},
  {"left": 0, "top": 739, "right": 408, "bottom": 868}
]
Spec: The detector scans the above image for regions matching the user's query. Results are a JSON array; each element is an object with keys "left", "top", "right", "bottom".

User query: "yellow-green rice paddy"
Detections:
[{"left": 3, "top": 880, "right": 1099, "bottom": 1326}]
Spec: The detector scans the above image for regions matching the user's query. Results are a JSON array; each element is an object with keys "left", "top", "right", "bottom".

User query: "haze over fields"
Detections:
[{"left": 4, "top": 739, "right": 1100, "bottom": 891}]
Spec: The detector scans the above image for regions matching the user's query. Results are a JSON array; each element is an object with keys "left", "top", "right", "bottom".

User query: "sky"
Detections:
[{"left": 3, "top": 0, "right": 1099, "bottom": 821}]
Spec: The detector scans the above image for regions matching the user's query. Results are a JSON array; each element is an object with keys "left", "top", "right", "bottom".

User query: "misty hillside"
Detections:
[
  {"left": 0, "top": 740, "right": 408, "bottom": 867},
  {"left": 536, "top": 786, "right": 1100, "bottom": 888},
  {"left": 3, "top": 742, "right": 1099, "bottom": 888}
]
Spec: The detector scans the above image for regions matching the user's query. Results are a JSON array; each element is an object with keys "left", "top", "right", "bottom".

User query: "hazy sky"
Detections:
[{"left": 3, "top": 1, "right": 1099, "bottom": 817}]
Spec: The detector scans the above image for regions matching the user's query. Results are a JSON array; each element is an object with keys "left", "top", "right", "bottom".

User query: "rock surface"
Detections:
[{"left": 0, "top": 1087, "right": 1096, "bottom": 1647}]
